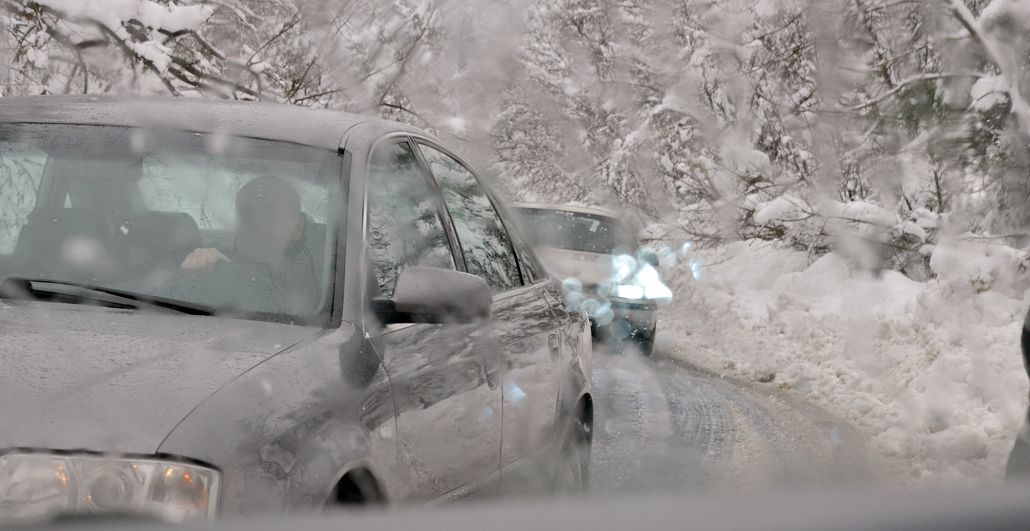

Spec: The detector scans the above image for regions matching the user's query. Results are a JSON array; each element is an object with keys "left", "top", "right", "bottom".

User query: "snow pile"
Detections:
[
  {"left": 970, "top": 75, "right": 1010, "bottom": 112},
  {"left": 661, "top": 239, "right": 1030, "bottom": 484},
  {"left": 749, "top": 196, "right": 935, "bottom": 256},
  {"left": 753, "top": 194, "right": 805, "bottom": 225}
]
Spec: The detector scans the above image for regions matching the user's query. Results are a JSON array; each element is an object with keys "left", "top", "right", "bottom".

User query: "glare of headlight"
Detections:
[
  {"left": 610, "top": 254, "right": 637, "bottom": 283},
  {"left": 505, "top": 379, "right": 528, "bottom": 404},
  {"left": 634, "top": 264, "right": 673, "bottom": 302},
  {"left": 564, "top": 290, "right": 585, "bottom": 312},
  {"left": 594, "top": 302, "right": 615, "bottom": 326},
  {"left": 657, "top": 246, "right": 676, "bottom": 267},
  {"left": 613, "top": 284, "right": 644, "bottom": 300},
  {"left": 581, "top": 297, "right": 602, "bottom": 318},
  {"left": 562, "top": 276, "right": 583, "bottom": 293},
  {"left": 689, "top": 259, "right": 703, "bottom": 280},
  {"left": 681, "top": 241, "right": 693, "bottom": 255}
]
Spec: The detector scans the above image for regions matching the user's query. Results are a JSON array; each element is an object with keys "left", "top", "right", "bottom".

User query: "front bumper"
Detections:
[{"left": 590, "top": 298, "right": 657, "bottom": 340}]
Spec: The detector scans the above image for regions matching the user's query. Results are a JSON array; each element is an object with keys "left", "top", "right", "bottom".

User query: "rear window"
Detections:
[{"left": 515, "top": 207, "right": 634, "bottom": 255}]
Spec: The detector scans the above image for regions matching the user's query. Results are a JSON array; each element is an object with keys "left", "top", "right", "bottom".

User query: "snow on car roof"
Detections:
[{"left": 0, "top": 95, "right": 420, "bottom": 150}]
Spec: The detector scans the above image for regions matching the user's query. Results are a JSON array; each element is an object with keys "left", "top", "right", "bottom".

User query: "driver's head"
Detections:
[{"left": 234, "top": 176, "right": 304, "bottom": 265}]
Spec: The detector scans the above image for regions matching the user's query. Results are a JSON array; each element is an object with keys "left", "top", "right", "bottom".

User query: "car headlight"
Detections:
[
  {"left": 0, "top": 453, "right": 219, "bottom": 524},
  {"left": 612, "top": 283, "right": 645, "bottom": 300},
  {"left": 610, "top": 263, "right": 672, "bottom": 303}
]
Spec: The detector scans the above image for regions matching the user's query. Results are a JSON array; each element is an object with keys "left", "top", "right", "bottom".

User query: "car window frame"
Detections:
[
  {"left": 2, "top": 121, "right": 348, "bottom": 329},
  {"left": 359, "top": 134, "right": 465, "bottom": 302},
  {"left": 493, "top": 203, "right": 549, "bottom": 285},
  {"left": 408, "top": 137, "right": 530, "bottom": 291}
]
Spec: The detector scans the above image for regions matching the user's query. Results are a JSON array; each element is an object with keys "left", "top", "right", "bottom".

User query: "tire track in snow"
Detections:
[
  {"left": 590, "top": 351, "right": 685, "bottom": 494},
  {"left": 589, "top": 346, "right": 876, "bottom": 494},
  {"left": 648, "top": 358, "right": 734, "bottom": 480}
]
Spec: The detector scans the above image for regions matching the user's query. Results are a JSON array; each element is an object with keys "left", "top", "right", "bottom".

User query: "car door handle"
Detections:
[{"left": 548, "top": 333, "right": 560, "bottom": 362}]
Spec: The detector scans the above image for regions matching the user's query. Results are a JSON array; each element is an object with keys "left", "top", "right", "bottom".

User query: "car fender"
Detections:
[
  {"left": 555, "top": 318, "right": 593, "bottom": 439},
  {"left": 159, "top": 324, "right": 397, "bottom": 516},
  {"left": 284, "top": 422, "right": 385, "bottom": 507}
]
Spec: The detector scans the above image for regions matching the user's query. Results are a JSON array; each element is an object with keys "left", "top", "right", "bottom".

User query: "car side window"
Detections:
[
  {"left": 501, "top": 209, "right": 548, "bottom": 283},
  {"left": 366, "top": 141, "right": 456, "bottom": 297},
  {"left": 417, "top": 143, "right": 522, "bottom": 293},
  {"left": 0, "top": 144, "right": 46, "bottom": 254}
]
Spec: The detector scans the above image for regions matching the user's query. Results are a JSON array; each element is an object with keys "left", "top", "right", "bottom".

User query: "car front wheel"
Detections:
[{"left": 553, "top": 415, "right": 591, "bottom": 494}]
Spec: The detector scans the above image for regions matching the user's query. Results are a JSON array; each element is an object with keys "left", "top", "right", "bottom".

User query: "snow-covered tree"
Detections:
[{"left": 6, "top": 0, "right": 1030, "bottom": 278}]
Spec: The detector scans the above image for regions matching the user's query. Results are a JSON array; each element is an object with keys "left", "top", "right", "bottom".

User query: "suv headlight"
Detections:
[
  {"left": 612, "top": 283, "right": 645, "bottom": 300},
  {"left": 0, "top": 453, "right": 219, "bottom": 524},
  {"left": 610, "top": 263, "right": 672, "bottom": 303}
]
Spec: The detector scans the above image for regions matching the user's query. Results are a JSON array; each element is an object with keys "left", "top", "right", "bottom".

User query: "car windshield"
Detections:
[
  {"left": 515, "top": 207, "right": 634, "bottom": 255},
  {"left": 0, "top": 123, "right": 343, "bottom": 325}
]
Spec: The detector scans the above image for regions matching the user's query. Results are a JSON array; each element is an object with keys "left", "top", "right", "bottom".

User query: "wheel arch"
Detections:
[{"left": 328, "top": 464, "right": 387, "bottom": 506}]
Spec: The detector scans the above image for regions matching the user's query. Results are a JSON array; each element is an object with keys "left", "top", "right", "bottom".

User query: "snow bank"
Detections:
[{"left": 661, "top": 239, "right": 1030, "bottom": 484}]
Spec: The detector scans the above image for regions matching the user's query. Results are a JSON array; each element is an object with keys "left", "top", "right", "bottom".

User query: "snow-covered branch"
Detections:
[
  {"left": 848, "top": 72, "right": 983, "bottom": 111},
  {"left": 945, "top": 0, "right": 1030, "bottom": 139}
]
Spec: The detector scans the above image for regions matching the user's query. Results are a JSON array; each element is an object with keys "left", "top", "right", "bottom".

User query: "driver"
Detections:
[
  {"left": 181, "top": 176, "right": 305, "bottom": 271},
  {"left": 175, "top": 176, "right": 318, "bottom": 315}
]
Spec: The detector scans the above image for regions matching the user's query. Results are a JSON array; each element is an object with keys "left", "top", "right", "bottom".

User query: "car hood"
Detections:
[
  {"left": 535, "top": 247, "right": 614, "bottom": 286},
  {"left": 0, "top": 301, "right": 321, "bottom": 454}
]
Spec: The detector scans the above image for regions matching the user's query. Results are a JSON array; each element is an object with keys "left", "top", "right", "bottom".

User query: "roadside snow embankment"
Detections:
[{"left": 662, "top": 239, "right": 1030, "bottom": 484}]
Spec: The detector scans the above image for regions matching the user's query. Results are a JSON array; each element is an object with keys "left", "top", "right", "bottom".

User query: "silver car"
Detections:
[
  {"left": 0, "top": 96, "right": 592, "bottom": 524},
  {"left": 511, "top": 203, "right": 665, "bottom": 356}
]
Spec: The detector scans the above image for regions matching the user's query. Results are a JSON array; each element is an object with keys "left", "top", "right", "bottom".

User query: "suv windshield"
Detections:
[
  {"left": 515, "top": 207, "right": 634, "bottom": 255},
  {"left": 0, "top": 123, "right": 343, "bottom": 325}
]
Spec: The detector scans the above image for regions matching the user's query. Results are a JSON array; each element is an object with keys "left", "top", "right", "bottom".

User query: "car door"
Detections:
[
  {"left": 414, "top": 141, "right": 562, "bottom": 491},
  {"left": 362, "top": 139, "right": 502, "bottom": 502}
]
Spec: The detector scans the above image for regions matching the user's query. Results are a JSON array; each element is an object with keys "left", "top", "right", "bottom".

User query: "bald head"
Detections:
[
  {"left": 234, "top": 176, "right": 304, "bottom": 265},
  {"left": 237, "top": 176, "right": 301, "bottom": 214}
]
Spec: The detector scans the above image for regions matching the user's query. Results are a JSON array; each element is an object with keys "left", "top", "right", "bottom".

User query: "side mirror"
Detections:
[{"left": 376, "top": 267, "right": 492, "bottom": 325}]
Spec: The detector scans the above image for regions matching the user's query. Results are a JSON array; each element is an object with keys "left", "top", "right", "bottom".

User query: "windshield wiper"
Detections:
[{"left": 0, "top": 277, "right": 215, "bottom": 316}]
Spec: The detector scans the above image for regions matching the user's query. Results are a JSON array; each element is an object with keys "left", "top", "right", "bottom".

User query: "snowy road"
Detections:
[{"left": 589, "top": 343, "right": 878, "bottom": 495}]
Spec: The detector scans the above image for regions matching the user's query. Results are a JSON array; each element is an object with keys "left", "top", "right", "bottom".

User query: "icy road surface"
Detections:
[{"left": 589, "top": 341, "right": 879, "bottom": 494}]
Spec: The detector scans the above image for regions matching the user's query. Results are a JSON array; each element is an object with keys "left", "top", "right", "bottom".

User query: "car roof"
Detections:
[
  {"left": 0, "top": 95, "right": 424, "bottom": 150},
  {"left": 510, "top": 202, "right": 622, "bottom": 219}
]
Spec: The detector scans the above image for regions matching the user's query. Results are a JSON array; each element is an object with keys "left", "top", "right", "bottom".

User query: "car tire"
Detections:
[
  {"left": 553, "top": 415, "right": 591, "bottom": 494},
  {"left": 636, "top": 333, "right": 655, "bottom": 357}
]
